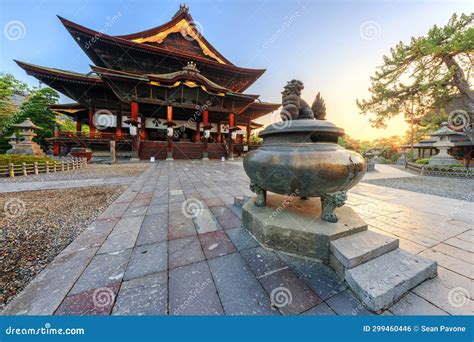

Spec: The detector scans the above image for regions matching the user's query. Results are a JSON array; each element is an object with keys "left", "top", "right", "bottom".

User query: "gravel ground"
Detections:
[
  {"left": 364, "top": 176, "right": 474, "bottom": 201},
  {"left": 0, "top": 163, "right": 150, "bottom": 183},
  {"left": 0, "top": 185, "right": 126, "bottom": 307}
]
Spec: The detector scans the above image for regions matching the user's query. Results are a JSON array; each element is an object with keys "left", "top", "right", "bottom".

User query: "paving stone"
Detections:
[
  {"left": 345, "top": 249, "right": 437, "bottom": 311},
  {"left": 98, "top": 202, "right": 129, "bottom": 219},
  {"left": 136, "top": 213, "right": 168, "bottom": 246},
  {"left": 70, "top": 249, "right": 131, "bottom": 295},
  {"left": 112, "top": 272, "right": 167, "bottom": 315},
  {"left": 84, "top": 218, "right": 119, "bottom": 235},
  {"left": 303, "top": 302, "right": 337, "bottom": 316},
  {"left": 55, "top": 283, "right": 120, "bottom": 316},
  {"left": 214, "top": 212, "right": 241, "bottom": 230},
  {"left": 123, "top": 205, "right": 148, "bottom": 218},
  {"left": 129, "top": 198, "right": 152, "bottom": 208},
  {"left": 240, "top": 247, "right": 285, "bottom": 278},
  {"left": 433, "top": 243, "right": 473, "bottom": 264},
  {"left": 169, "top": 189, "right": 184, "bottom": 196},
  {"left": 326, "top": 289, "right": 373, "bottom": 315},
  {"left": 60, "top": 231, "right": 107, "bottom": 257},
  {"left": 146, "top": 204, "right": 168, "bottom": 216},
  {"left": 169, "top": 195, "right": 186, "bottom": 203},
  {"left": 168, "top": 212, "right": 196, "bottom": 240},
  {"left": 169, "top": 261, "right": 223, "bottom": 315},
  {"left": 412, "top": 277, "right": 473, "bottom": 315},
  {"left": 205, "top": 198, "right": 225, "bottom": 207},
  {"left": 136, "top": 192, "right": 153, "bottom": 200},
  {"left": 277, "top": 252, "right": 347, "bottom": 300},
  {"left": 226, "top": 227, "right": 260, "bottom": 251},
  {"left": 151, "top": 195, "right": 168, "bottom": 205},
  {"left": 444, "top": 237, "right": 474, "bottom": 253},
  {"left": 109, "top": 216, "right": 144, "bottom": 236},
  {"left": 208, "top": 253, "right": 278, "bottom": 315},
  {"left": 259, "top": 268, "right": 321, "bottom": 315},
  {"left": 168, "top": 236, "right": 206, "bottom": 269},
  {"left": 124, "top": 242, "right": 167, "bottom": 280},
  {"left": 420, "top": 249, "right": 473, "bottom": 279},
  {"left": 199, "top": 231, "right": 236, "bottom": 259},
  {"left": 390, "top": 292, "right": 448, "bottom": 315},
  {"left": 330, "top": 230, "right": 399, "bottom": 269},
  {"left": 194, "top": 208, "right": 222, "bottom": 234},
  {"left": 1, "top": 247, "right": 98, "bottom": 315},
  {"left": 98, "top": 230, "right": 139, "bottom": 254}
]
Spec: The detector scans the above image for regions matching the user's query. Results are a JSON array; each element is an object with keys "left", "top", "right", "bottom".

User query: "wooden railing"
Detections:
[
  {"left": 56, "top": 131, "right": 133, "bottom": 141},
  {"left": 0, "top": 157, "right": 88, "bottom": 178}
]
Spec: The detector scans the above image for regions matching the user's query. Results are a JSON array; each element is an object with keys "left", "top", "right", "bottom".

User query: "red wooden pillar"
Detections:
[
  {"left": 116, "top": 111, "right": 122, "bottom": 138},
  {"left": 131, "top": 101, "right": 140, "bottom": 158},
  {"left": 196, "top": 122, "right": 201, "bottom": 142},
  {"left": 167, "top": 105, "right": 173, "bottom": 160},
  {"left": 247, "top": 122, "right": 251, "bottom": 145},
  {"left": 217, "top": 122, "right": 222, "bottom": 143},
  {"left": 53, "top": 126, "right": 60, "bottom": 156},
  {"left": 141, "top": 114, "right": 146, "bottom": 140},
  {"left": 202, "top": 110, "right": 209, "bottom": 159},
  {"left": 75, "top": 116, "right": 81, "bottom": 133},
  {"left": 228, "top": 113, "right": 235, "bottom": 160},
  {"left": 88, "top": 107, "right": 95, "bottom": 138}
]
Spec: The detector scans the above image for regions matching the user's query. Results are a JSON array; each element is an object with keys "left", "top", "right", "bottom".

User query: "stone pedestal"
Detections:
[
  {"left": 242, "top": 194, "right": 368, "bottom": 262},
  {"left": 242, "top": 193, "right": 437, "bottom": 312}
]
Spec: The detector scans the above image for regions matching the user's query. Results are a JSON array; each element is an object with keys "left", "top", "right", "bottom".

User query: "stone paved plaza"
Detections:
[{"left": 2, "top": 161, "right": 473, "bottom": 316}]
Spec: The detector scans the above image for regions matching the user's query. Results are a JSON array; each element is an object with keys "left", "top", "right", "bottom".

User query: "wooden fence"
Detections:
[
  {"left": 0, "top": 157, "right": 88, "bottom": 178},
  {"left": 406, "top": 161, "right": 473, "bottom": 178}
]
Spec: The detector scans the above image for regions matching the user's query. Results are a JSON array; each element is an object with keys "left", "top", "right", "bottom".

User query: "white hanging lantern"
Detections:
[
  {"left": 167, "top": 126, "right": 174, "bottom": 137},
  {"left": 231, "top": 131, "right": 237, "bottom": 140},
  {"left": 204, "top": 129, "right": 211, "bottom": 139},
  {"left": 129, "top": 126, "right": 137, "bottom": 136}
]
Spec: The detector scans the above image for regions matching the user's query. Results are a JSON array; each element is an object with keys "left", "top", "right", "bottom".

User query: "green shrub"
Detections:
[
  {"left": 415, "top": 158, "right": 430, "bottom": 164},
  {"left": 0, "top": 154, "right": 55, "bottom": 166}
]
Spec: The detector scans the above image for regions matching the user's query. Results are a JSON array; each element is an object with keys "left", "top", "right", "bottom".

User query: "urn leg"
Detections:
[
  {"left": 321, "top": 191, "right": 347, "bottom": 223},
  {"left": 250, "top": 182, "right": 267, "bottom": 207}
]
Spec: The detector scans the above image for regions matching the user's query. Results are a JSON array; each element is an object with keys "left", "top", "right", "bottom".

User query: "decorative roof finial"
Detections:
[
  {"left": 183, "top": 61, "right": 200, "bottom": 73},
  {"left": 173, "top": 4, "right": 189, "bottom": 18}
]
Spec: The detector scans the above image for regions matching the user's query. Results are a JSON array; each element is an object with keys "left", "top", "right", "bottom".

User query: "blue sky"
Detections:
[{"left": 1, "top": 0, "right": 472, "bottom": 139}]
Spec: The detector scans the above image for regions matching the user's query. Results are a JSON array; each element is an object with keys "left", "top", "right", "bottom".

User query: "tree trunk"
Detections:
[{"left": 442, "top": 54, "right": 474, "bottom": 115}]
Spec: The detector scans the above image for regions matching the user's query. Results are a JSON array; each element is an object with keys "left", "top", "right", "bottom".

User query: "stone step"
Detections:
[
  {"left": 329, "top": 230, "right": 399, "bottom": 276},
  {"left": 234, "top": 195, "right": 251, "bottom": 207},
  {"left": 345, "top": 249, "right": 437, "bottom": 312}
]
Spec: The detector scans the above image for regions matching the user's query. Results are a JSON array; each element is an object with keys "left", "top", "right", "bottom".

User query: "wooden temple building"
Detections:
[{"left": 15, "top": 5, "right": 279, "bottom": 160}]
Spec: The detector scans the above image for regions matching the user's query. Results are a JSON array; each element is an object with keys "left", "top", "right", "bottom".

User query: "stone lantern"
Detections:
[
  {"left": 6, "top": 118, "right": 45, "bottom": 156},
  {"left": 428, "top": 122, "right": 460, "bottom": 165}
]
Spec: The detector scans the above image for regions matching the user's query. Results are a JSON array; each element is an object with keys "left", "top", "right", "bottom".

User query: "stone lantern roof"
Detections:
[
  {"left": 12, "top": 117, "right": 42, "bottom": 130},
  {"left": 429, "top": 122, "right": 463, "bottom": 137}
]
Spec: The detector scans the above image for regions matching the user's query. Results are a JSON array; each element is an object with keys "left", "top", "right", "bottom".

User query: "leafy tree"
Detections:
[
  {"left": 0, "top": 87, "right": 59, "bottom": 153},
  {"left": 0, "top": 73, "right": 29, "bottom": 130},
  {"left": 357, "top": 13, "right": 473, "bottom": 130}
]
